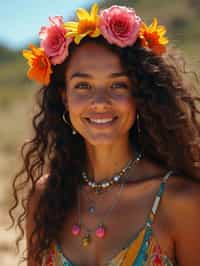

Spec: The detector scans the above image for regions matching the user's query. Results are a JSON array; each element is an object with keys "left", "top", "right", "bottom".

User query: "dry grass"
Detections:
[{"left": 0, "top": 88, "right": 34, "bottom": 265}]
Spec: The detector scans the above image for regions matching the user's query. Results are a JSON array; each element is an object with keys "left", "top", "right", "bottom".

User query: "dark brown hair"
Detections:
[{"left": 9, "top": 35, "right": 200, "bottom": 264}]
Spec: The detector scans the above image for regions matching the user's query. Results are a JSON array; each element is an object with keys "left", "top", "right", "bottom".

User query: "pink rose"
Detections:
[
  {"left": 99, "top": 6, "right": 141, "bottom": 48},
  {"left": 39, "top": 16, "right": 73, "bottom": 65}
]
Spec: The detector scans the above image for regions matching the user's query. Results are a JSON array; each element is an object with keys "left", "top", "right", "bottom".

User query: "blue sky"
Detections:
[{"left": 0, "top": 0, "right": 100, "bottom": 50}]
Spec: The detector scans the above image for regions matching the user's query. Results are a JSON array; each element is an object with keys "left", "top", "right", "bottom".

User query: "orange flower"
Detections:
[
  {"left": 22, "top": 44, "right": 52, "bottom": 85},
  {"left": 139, "top": 18, "right": 168, "bottom": 55}
]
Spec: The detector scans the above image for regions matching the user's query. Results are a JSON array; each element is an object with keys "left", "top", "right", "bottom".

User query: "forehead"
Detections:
[{"left": 66, "top": 42, "right": 124, "bottom": 78}]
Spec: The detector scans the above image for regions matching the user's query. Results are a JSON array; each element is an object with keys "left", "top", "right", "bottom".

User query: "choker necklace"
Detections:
[
  {"left": 82, "top": 156, "right": 139, "bottom": 193},
  {"left": 72, "top": 153, "right": 142, "bottom": 247}
]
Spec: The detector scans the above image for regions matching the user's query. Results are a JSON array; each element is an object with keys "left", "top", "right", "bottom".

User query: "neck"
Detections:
[{"left": 85, "top": 138, "right": 136, "bottom": 183}]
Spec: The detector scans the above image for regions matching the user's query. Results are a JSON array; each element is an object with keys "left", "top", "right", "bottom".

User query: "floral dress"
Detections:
[{"left": 43, "top": 170, "right": 176, "bottom": 266}]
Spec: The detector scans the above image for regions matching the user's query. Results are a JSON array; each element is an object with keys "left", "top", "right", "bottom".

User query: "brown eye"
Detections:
[
  {"left": 111, "top": 82, "right": 128, "bottom": 90},
  {"left": 75, "top": 82, "right": 91, "bottom": 90}
]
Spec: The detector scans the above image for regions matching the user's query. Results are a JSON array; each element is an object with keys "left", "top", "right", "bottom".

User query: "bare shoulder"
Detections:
[
  {"left": 26, "top": 173, "right": 49, "bottom": 229},
  {"left": 165, "top": 174, "right": 200, "bottom": 207},
  {"left": 164, "top": 174, "right": 200, "bottom": 219},
  {"left": 163, "top": 174, "right": 200, "bottom": 264},
  {"left": 35, "top": 173, "right": 49, "bottom": 192},
  {"left": 28, "top": 173, "right": 49, "bottom": 203}
]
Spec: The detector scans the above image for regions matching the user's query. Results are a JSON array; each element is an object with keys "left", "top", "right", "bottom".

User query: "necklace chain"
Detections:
[
  {"left": 78, "top": 176, "right": 125, "bottom": 233},
  {"left": 82, "top": 156, "right": 139, "bottom": 193},
  {"left": 72, "top": 153, "right": 142, "bottom": 246},
  {"left": 80, "top": 183, "right": 115, "bottom": 215}
]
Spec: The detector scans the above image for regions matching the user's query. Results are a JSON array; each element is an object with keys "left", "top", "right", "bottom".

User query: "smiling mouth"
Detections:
[{"left": 85, "top": 117, "right": 118, "bottom": 125}]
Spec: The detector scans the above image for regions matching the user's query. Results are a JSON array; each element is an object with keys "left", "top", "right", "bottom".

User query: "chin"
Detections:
[{"left": 84, "top": 133, "right": 120, "bottom": 146}]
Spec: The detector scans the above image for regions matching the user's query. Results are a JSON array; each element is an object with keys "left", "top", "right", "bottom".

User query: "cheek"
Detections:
[
  {"left": 116, "top": 95, "right": 137, "bottom": 119},
  {"left": 67, "top": 93, "right": 88, "bottom": 121},
  {"left": 125, "top": 100, "right": 137, "bottom": 128}
]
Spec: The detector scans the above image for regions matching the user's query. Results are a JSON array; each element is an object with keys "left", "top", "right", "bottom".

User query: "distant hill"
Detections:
[
  {"left": 0, "top": 44, "right": 28, "bottom": 89},
  {"left": 0, "top": 45, "right": 20, "bottom": 63}
]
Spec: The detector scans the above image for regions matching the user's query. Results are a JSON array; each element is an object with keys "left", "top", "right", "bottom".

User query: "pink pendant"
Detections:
[
  {"left": 72, "top": 224, "right": 81, "bottom": 236},
  {"left": 95, "top": 225, "right": 105, "bottom": 238}
]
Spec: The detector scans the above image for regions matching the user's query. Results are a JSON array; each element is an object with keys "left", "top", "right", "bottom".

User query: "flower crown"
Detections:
[{"left": 23, "top": 3, "right": 168, "bottom": 86}]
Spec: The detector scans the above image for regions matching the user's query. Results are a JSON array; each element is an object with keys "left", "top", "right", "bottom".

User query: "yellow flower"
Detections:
[
  {"left": 64, "top": 3, "right": 101, "bottom": 44},
  {"left": 139, "top": 18, "right": 169, "bottom": 55},
  {"left": 23, "top": 44, "right": 52, "bottom": 86}
]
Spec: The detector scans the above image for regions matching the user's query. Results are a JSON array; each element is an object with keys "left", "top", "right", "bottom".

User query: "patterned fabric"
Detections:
[{"left": 42, "top": 170, "right": 175, "bottom": 266}]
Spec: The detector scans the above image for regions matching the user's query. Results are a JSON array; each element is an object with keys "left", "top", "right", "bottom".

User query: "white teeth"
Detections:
[{"left": 89, "top": 118, "right": 114, "bottom": 124}]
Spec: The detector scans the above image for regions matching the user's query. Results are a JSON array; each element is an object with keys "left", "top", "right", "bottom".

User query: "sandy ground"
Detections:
[
  {"left": 0, "top": 153, "right": 26, "bottom": 266},
  {"left": 0, "top": 93, "right": 33, "bottom": 266},
  {"left": 0, "top": 209, "right": 24, "bottom": 266}
]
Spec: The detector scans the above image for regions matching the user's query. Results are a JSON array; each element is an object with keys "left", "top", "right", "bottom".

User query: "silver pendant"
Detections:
[{"left": 88, "top": 206, "right": 95, "bottom": 214}]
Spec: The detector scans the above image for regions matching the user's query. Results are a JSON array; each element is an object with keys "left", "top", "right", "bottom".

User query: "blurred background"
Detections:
[{"left": 0, "top": 0, "right": 199, "bottom": 265}]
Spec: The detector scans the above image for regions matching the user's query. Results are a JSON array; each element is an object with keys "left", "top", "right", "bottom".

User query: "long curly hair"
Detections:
[{"left": 9, "top": 35, "right": 200, "bottom": 264}]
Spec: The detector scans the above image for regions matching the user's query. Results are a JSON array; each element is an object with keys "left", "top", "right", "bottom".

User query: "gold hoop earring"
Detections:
[{"left": 62, "top": 112, "right": 77, "bottom": 135}]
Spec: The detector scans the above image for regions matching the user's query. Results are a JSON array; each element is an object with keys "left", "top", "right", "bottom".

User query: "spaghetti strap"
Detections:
[
  {"left": 131, "top": 170, "right": 174, "bottom": 265},
  {"left": 147, "top": 170, "right": 173, "bottom": 226}
]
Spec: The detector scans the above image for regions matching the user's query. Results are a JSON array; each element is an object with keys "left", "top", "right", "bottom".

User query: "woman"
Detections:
[{"left": 10, "top": 3, "right": 200, "bottom": 266}]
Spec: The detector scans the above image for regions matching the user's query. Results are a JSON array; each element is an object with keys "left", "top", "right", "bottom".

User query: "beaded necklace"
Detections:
[
  {"left": 71, "top": 153, "right": 142, "bottom": 247},
  {"left": 82, "top": 157, "right": 136, "bottom": 193}
]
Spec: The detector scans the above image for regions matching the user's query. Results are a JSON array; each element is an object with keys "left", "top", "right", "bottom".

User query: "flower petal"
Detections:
[
  {"left": 150, "top": 18, "right": 158, "bottom": 33},
  {"left": 160, "top": 37, "right": 169, "bottom": 44},
  {"left": 64, "top": 21, "right": 78, "bottom": 30},
  {"left": 90, "top": 27, "right": 101, "bottom": 37},
  {"left": 140, "top": 22, "right": 148, "bottom": 32},
  {"left": 74, "top": 34, "right": 86, "bottom": 44},
  {"left": 65, "top": 31, "right": 76, "bottom": 37},
  {"left": 76, "top": 8, "right": 90, "bottom": 20},
  {"left": 138, "top": 17, "right": 168, "bottom": 55},
  {"left": 153, "top": 45, "right": 166, "bottom": 55},
  {"left": 157, "top": 25, "right": 166, "bottom": 35},
  {"left": 22, "top": 50, "right": 33, "bottom": 60},
  {"left": 91, "top": 3, "right": 99, "bottom": 20},
  {"left": 23, "top": 44, "right": 52, "bottom": 85}
]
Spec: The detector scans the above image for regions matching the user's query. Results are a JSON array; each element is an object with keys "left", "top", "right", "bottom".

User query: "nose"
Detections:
[{"left": 91, "top": 89, "right": 111, "bottom": 109}]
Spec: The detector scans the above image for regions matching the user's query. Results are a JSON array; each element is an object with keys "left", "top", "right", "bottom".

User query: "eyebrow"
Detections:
[{"left": 70, "top": 71, "right": 129, "bottom": 80}]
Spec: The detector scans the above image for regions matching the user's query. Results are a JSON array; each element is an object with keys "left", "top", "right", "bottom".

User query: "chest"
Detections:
[{"left": 56, "top": 182, "right": 174, "bottom": 265}]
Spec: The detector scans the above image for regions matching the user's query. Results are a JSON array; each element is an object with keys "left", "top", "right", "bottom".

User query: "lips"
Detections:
[
  {"left": 85, "top": 114, "right": 118, "bottom": 126},
  {"left": 88, "top": 117, "right": 115, "bottom": 124}
]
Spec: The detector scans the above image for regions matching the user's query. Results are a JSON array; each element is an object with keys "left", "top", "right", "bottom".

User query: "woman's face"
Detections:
[{"left": 63, "top": 42, "right": 137, "bottom": 146}]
